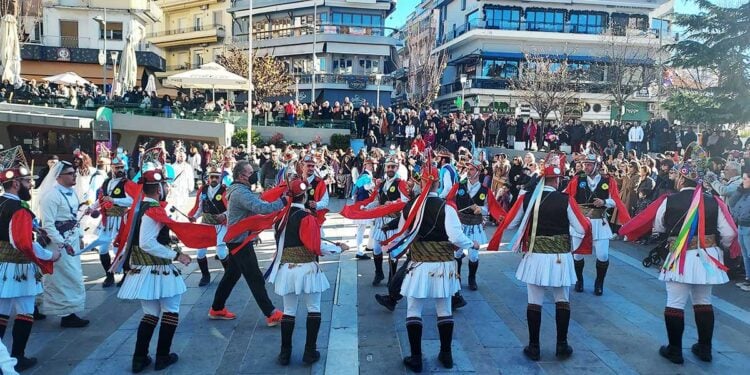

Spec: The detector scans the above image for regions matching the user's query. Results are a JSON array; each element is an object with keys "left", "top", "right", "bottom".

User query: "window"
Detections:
[
  {"left": 317, "top": 57, "right": 326, "bottom": 73},
  {"left": 194, "top": 52, "right": 204, "bottom": 67},
  {"left": 482, "top": 59, "right": 519, "bottom": 79},
  {"left": 485, "top": 6, "right": 520, "bottom": 30},
  {"left": 333, "top": 59, "right": 353, "bottom": 74},
  {"left": 525, "top": 9, "right": 565, "bottom": 32},
  {"left": 569, "top": 11, "right": 606, "bottom": 34},
  {"left": 466, "top": 10, "right": 480, "bottom": 28},
  {"left": 232, "top": 16, "right": 248, "bottom": 36},
  {"left": 628, "top": 15, "right": 648, "bottom": 31},
  {"left": 652, "top": 18, "right": 670, "bottom": 37},
  {"left": 99, "top": 22, "right": 123, "bottom": 40},
  {"left": 194, "top": 16, "right": 202, "bottom": 31},
  {"left": 293, "top": 59, "right": 308, "bottom": 74},
  {"left": 461, "top": 0, "right": 466, "bottom": 11},
  {"left": 360, "top": 59, "right": 380, "bottom": 74}
]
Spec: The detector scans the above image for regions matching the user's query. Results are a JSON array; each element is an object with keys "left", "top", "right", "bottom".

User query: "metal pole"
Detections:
[
  {"left": 311, "top": 1, "right": 318, "bottom": 104},
  {"left": 247, "top": 1, "right": 253, "bottom": 150},
  {"left": 103, "top": 8, "right": 107, "bottom": 99},
  {"left": 376, "top": 80, "right": 381, "bottom": 109}
]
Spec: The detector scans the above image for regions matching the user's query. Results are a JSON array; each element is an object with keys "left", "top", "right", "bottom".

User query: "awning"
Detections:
[
  {"left": 21, "top": 60, "right": 144, "bottom": 86},
  {"left": 258, "top": 43, "right": 324, "bottom": 57},
  {"left": 326, "top": 42, "right": 390, "bottom": 56}
]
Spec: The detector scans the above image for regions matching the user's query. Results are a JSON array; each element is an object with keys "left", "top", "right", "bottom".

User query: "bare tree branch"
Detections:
[
  {"left": 0, "top": 0, "right": 42, "bottom": 43},
  {"left": 216, "top": 46, "right": 294, "bottom": 102},
  {"left": 403, "top": 10, "right": 446, "bottom": 109}
]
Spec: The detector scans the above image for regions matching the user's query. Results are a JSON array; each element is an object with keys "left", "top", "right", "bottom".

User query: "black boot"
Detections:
[
  {"left": 0, "top": 314, "right": 8, "bottom": 338},
  {"left": 455, "top": 255, "right": 464, "bottom": 286},
  {"left": 451, "top": 293, "right": 467, "bottom": 310},
  {"left": 60, "top": 313, "right": 89, "bottom": 328},
  {"left": 574, "top": 259, "right": 584, "bottom": 293},
  {"left": 659, "top": 307, "right": 685, "bottom": 364},
  {"left": 155, "top": 312, "right": 179, "bottom": 371},
  {"left": 387, "top": 259, "right": 398, "bottom": 284},
  {"left": 375, "top": 294, "right": 397, "bottom": 312},
  {"left": 555, "top": 302, "right": 573, "bottom": 359},
  {"left": 302, "top": 312, "right": 322, "bottom": 364},
  {"left": 100, "top": 253, "right": 115, "bottom": 288},
  {"left": 437, "top": 316, "right": 454, "bottom": 369},
  {"left": 372, "top": 254, "right": 385, "bottom": 286},
  {"left": 403, "top": 317, "right": 423, "bottom": 373},
  {"left": 33, "top": 306, "right": 45, "bottom": 321},
  {"left": 132, "top": 314, "right": 158, "bottom": 373},
  {"left": 594, "top": 260, "right": 609, "bottom": 296},
  {"left": 524, "top": 304, "right": 542, "bottom": 361},
  {"left": 278, "top": 315, "right": 295, "bottom": 365},
  {"left": 197, "top": 257, "right": 211, "bottom": 287},
  {"left": 692, "top": 305, "right": 714, "bottom": 362},
  {"left": 468, "top": 261, "right": 479, "bottom": 291},
  {"left": 11, "top": 314, "right": 37, "bottom": 372}
]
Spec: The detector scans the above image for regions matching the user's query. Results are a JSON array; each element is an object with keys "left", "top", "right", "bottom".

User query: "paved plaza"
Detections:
[{"left": 7, "top": 199, "right": 750, "bottom": 375}]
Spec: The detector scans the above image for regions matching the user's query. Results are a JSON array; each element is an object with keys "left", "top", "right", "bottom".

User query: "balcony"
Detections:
[
  {"left": 296, "top": 73, "right": 394, "bottom": 89},
  {"left": 438, "top": 77, "right": 612, "bottom": 96},
  {"left": 147, "top": 24, "right": 225, "bottom": 48},
  {"left": 233, "top": 23, "right": 401, "bottom": 51},
  {"left": 21, "top": 41, "right": 166, "bottom": 72},
  {"left": 48, "top": 1, "right": 163, "bottom": 23},
  {"left": 437, "top": 20, "right": 675, "bottom": 49}
]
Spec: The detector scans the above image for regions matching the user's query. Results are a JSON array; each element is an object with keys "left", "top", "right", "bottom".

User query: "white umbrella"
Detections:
[
  {"left": 0, "top": 15, "right": 22, "bottom": 87},
  {"left": 165, "top": 62, "right": 249, "bottom": 101},
  {"left": 117, "top": 21, "right": 144, "bottom": 94},
  {"left": 144, "top": 74, "right": 157, "bottom": 94},
  {"left": 43, "top": 72, "right": 91, "bottom": 86}
]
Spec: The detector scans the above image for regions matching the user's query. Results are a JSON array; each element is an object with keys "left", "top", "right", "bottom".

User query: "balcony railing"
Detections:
[
  {"left": 165, "top": 63, "right": 193, "bottom": 72},
  {"left": 439, "top": 20, "right": 670, "bottom": 46},
  {"left": 233, "top": 23, "right": 401, "bottom": 44},
  {"left": 147, "top": 24, "right": 224, "bottom": 39},
  {"left": 295, "top": 73, "right": 394, "bottom": 87},
  {"left": 439, "top": 77, "right": 613, "bottom": 96}
]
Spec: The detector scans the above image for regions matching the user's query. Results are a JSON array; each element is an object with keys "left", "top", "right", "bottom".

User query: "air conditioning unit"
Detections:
[
  {"left": 648, "top": 103, "right": 658, "bottom": 111},
  {"left": 200, "top": 5, "right": 209, "bottom": 10}
]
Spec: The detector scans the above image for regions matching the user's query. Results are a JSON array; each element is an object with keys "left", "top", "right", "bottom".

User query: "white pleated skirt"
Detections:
[
  {"left": 659, "top": 247, "right": 729, "bottom": 285},
  {"left": 118, "top": 265, "right": 186, "bottom": 300},
  {"left": 371, "top": 216, "right": 399, "bottom": 241},
  {"left": 0, "top": 262, "right": 43, "bottom": 298},
  {"left": 273, "top": 262, "right": 330, "bottom": 296},
  {"left": 400, "top": 261, "right": 461, "bottom": 299},
  {"left": 462, "top": 224, "right": 488, "bottom": 245},
  {"left": 516, "top": 252, "right": 577, "bottom": 287}
]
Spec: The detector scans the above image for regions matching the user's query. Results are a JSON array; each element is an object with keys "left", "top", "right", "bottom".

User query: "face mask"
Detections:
[
  {"left": 248, "top": 173, "right": 258, "bottom": 186},
  {"left": 18, "top": 184, "right": 32, "bottom": 201}
]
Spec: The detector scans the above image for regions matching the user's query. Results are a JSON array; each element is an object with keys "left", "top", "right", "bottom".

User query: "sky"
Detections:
[{"left": 385, "top": 0, "right": 719, "bottom": 29}]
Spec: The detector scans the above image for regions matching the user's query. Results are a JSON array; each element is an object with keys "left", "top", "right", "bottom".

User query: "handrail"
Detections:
[
  {"left": 147, "top": 24, "right": 224, "bottom": 39},
  {"left": 234, "top": 22, "right": 402, "bottom": 42}
]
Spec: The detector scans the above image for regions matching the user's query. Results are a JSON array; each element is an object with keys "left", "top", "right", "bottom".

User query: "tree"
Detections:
[
  {"left": 0, "top": 0, "right": 41, "bottom": 43},
  {"left": 403, "top": 10, "right": 447, "bottom": 109},
  {"left": 510, "top": 52, "right": 578, "bottom": 147},
  {"left": 597, "top": 28, "right": 661, "bottom": 123},
  {"left": 665, "top": 0, "right": 750, "bottom": 127},
  {"left": 216, "top": 47, "right": 295, "bottom": 102}
]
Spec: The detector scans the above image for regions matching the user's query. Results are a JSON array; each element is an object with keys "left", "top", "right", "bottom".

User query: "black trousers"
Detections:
[{"left": 212, "top": 242, "right": 275, "bottom": 317}]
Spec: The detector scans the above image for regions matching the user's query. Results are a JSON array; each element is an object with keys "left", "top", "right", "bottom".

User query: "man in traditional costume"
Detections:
[
  {"left": 383, "top": 160, "right": 479, "bottom": 372},
  {"left": 621, "top": 143, "right": 739, "bottom": 364},
  {"left": 453, "top": 160, "right": 489, "bottom": 291},
  {"left": 502, "top": 157, "right": 591, "bottom": 361},
  {"left": 187, "top": 165, "right": 228, "bottom": 287},
  {"left": 301, "top": 154, "right": 330, "bottom": 225},
  {"left": 117, "top": 168, "right": 217, "bottom": 372},
  {"left": 38, "top": 161, "right": 90, "bottom": 328},
  {"left": 268, "top": 178, "right": 348, "bottom": 366},
  {"left": 86, "top": 156, "right": 137, "bottom": 287},
  {"left": 0, "top": 150, "right": 60, "bottom": 371},
  {"left": 567, "top": 146, "right": 630, "bottom": 295},
  {"left": 352, "top": 158, "right": 377, "bottom": 260}
]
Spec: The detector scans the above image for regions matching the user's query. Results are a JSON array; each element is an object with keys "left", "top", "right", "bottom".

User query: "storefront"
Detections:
[{"left": 611, "top": 101, "right": 651, "bottom": 123}]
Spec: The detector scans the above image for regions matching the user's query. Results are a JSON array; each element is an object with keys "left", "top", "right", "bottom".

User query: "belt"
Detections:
[
  {"left": 458, "top": 212, "right": 483, "bottom": 226},
  {"left": 530, "top": 235, "right": 570, "bottom": 254},
  {"left": 668, "top": 234, "right": 717, "bottom": 249},
  {"left": 104, "top": 206, "right": 127, "bottom": 217},
  {"left": 281, "top": 246, "right": 317, "bottom": 264},
  {"left": 410, "top": 241, "right": 455, "bottom": 262},
  {"left": 201, "top": 213, "right": 223, "bottom": 225},
  {"left": 0, "top": 241, "right": 31, "bottom": 264},
  {"left": 129, "top": 246, "right": 173, "bottom": 266},
  {"left": 54, "top": 220, "right": 77, "bottom": 235},
  {"left": 580, "top": 207, "right": 606, "bottom": 219}
]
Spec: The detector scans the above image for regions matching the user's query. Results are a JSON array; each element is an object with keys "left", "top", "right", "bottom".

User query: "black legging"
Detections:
[{"left": 211, "top": 242, "right": 275, "bottom": 317}]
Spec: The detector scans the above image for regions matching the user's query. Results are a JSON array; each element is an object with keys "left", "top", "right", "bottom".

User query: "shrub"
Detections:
[
  {"left": 232, "top": 128, "right": 262, "bottom": 147},
  {"left": 330, "top": 133, "right": 351, "bottom": 151}
]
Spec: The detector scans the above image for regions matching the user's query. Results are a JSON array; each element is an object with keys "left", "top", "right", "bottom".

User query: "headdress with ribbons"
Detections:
[{"left": 0, "top": 146, "right": 36, "bottom": 183}]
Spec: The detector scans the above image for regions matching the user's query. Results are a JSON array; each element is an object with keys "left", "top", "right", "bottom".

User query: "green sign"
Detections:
[
  {"left": 454, "top": 97, "right": 464, "bottom": 109},
  {"left": 611, "top": 101, "right": 650, "bottom": 122}
]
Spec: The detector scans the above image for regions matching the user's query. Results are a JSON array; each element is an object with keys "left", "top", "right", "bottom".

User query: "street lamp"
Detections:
[
  {"left": 247, "top": 1, "right": 254, "bottom": 150},
  {"left": 311, "top": 1, "right": 318, "bottom": 104},
  {"left": 375, "top": 73, "right": 383, "bottom": 109},
  {"left": 110, "top": 51, "right": 119, "bottom": 95},
  {"left": 460, "top": 74, "right": 467, "bottom": 112},
  {"left": 93, "top": 10, "right": 108, "bottom": 98},
  {"left": 295, "top": 77, "right": 300, "bottom": 103}
]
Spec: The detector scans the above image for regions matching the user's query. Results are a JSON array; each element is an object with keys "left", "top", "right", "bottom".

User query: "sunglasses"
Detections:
[{"left": 59, "top": 171, "right": 76, "bottom": 176}]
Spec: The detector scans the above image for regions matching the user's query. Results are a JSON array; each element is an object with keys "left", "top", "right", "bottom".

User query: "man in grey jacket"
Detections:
[{"left": 208, "top": 161, "right": 288, "bottom": 325}]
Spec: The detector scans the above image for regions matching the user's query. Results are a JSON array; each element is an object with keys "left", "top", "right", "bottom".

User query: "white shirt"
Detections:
[
  {"left": 3, "top": 193, "right": 54, "bottom": 261},
  {"left": 628, "top": 126, "right": 644, "bottom": 142},
  {"left": 586, "top": 174, "right": 615, "bottom": 208},
  {"left": 466, "top": 180, "right": 489, "bottom": 216},
  {"left": 39, "top": 183, "right": 80, "bottom": 248},
  {"left": 307, "top": 174, "right": 329, "bottom": 210},
  {"left": 139, "top": 198, "right": 178, "bottom": 260}
]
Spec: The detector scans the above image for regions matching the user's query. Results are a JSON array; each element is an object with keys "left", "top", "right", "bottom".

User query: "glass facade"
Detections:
[
  {"left": 482, "top": 59, "right": 519, "bottom": 79},
  {"left": 485, "top": 7, "right": 521, "bottom": 30},
  {"left": 569, "top": 12, "right": 606, "bottom": 34},
  {"left": 525, "top": 9, "right": 565, "bottom": 32}
]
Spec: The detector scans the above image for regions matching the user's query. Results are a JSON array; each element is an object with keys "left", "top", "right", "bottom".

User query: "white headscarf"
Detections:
[{"left": 33, "top": 161, "right": 67, "bottom": 217}]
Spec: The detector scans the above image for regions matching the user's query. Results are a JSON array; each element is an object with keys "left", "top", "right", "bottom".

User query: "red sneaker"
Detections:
[
  {"left": 266, "top": 309, "right": 283, "bottom": 327},
  {"left": 208, "top": 308, "right": 237, "bottom": 320}
]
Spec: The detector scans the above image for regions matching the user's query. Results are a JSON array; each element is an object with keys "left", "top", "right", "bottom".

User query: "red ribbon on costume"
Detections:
[
  {"left": 618, "top": 194, "right": 669, "bottom": 241},
  {"left": 223, "top": 184, "right": 290, "bottom": 254},
  {"left": 716, "top": 196, "right": 741, "bottom": 258},
  {"left": 566, "top": 175, "right": 631, "bottom": 226},
  {"left": 144, "top": 202, "right": 218, "bottom": 249},
  {"left": 340, "top": 180, "right": 409, "bottom": 220},
  {"left": 487, "top": 193, "right": 525, "bottom": 251},
  {"left": 11, "top": 209, "right": 54, "bottom": 274},
  {"left": 486, "top": 190, "right": 508, "bottom": 223},
  {"left": 299, "top": 215, "right": 322, "bottom": 256}
]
